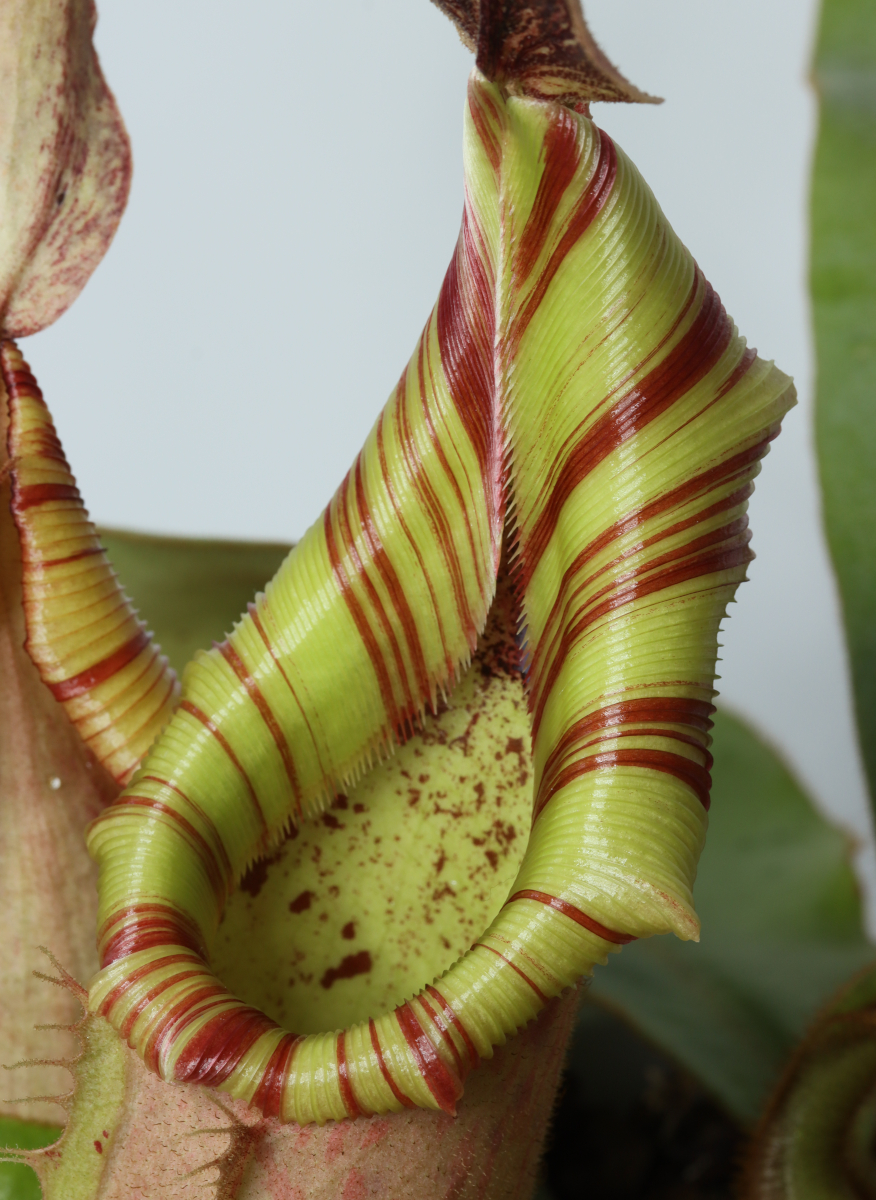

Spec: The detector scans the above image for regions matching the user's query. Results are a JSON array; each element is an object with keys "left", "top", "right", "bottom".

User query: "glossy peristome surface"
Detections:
[
  {"left": 2, "top": 341, "right": 180, "bottom": 785},
  {"left": 0, "top": 359, "right": 120, "bottom": 1123},
  {"left": 86, "top": 71, "right": 795, "bottom": 1124}
]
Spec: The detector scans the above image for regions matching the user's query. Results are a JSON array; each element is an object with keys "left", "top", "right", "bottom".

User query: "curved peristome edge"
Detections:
[
  {"left": 431, "top": 0, "right": 661, "bottom": 106},
  {"left": 86, "top": 72, "right": 794, "bottom": 1125},
  {"left": 1, "top": 341, "right": 179, "bottom": 784}
]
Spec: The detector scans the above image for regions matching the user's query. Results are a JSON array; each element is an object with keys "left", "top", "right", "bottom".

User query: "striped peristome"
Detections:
[
  {"left": 1, "top": 341, "right": 179, "bottom": 785},
  {"left": 86, "top": 71, "right": 795, "bottom": 1124}
]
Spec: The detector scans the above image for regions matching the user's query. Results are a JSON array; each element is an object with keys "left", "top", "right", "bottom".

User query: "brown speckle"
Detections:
[
  {"left": 289, "top": 890, "right": 315, "bottom": 914},
  {"left": 342, "top": 921, "right": 356, "bottom": 940},
  {"left": 321, "top": 950, "right": 373, "bottom": 990},
  {"left": 239, "top": 850, "right": 283, "bottom": 899}
]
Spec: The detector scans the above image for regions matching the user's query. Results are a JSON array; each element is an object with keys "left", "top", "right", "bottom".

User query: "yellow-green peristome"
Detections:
[{"left": 85, "top": 70, "right": 795, "bottom": 1124}]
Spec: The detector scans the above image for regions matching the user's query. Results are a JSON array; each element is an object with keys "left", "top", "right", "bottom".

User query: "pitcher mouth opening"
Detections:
[
  {"left": 210, "top": 578, "right": 532, "bottom": 1040},
  {"left": 89, "top": 578, "right": 547, "bottom": 1124}
]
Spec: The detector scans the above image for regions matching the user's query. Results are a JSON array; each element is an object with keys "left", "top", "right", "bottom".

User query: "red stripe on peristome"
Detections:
[
  {"left": 344, "top": 460, "right": 418, "bottom": 728},
  {"left": 424, "top": 985, "right": 480, "bottom": 1070},
  {"left": 251, "top": 1034, "right": 301, "bottom": 1119},
  {"left": 369, "top": 1019, "right": 415, "bottom": 1109},
  {"left": 354, "top": 455, "right": 431, "bottom": 708},
  {"left": 467, "top": 79, "right": 501, "bottom": 173},
  {"left": 536, "top": 696, "right": 716, "bottom": 810},
  {"left": 714, "top": 344, "right": 757, "bottom": 401},
  {"left": 411, "top": 341, "right": 483, "bottom": 643},
  {"left": 540, "top": 441, "right": 763, "bottom": 652},
  {"left": 417, "top": 994, "right": 465, "bottom": 1077},
  {"left": 508, "top": 890, "right": 636, "bottom": 946},
  {"left": 336, "top": 470, "right": 415, "bottom": 734},
  {"left": 508, "top": 129, "right": 617, "bottom": 356},
  {"left": 248, "top": 604, "right": 329, "bottom": 781},
  {"left": 217, "top": 641, "right": 302, "bottom": 810},
  {"left": 530, "top": 534, "right": 753, "bottom": 739},
  {"left": 556, "top": 697, "right": 714, "bottom": 742},
  {"left": 171, "top": 1004, "right": 281, "bottom": 1088},
  {"left": 539, "top": 726, "right": 712, "bottom": 803},
  {"left": 567, "top": 725, "right": 713, "bottom": 769},
  {"left": 520, "top": 277, "right": 734, "bottom": 589},
  {"left": 98, "top": 902, "right": 206, "bottom": 968},
  {"left": 0, "top": 342, "right": 46, "bottom": 404},
  {"left": 140, "top": 775, "right": 233, "bottom": 881},
  {"left": 324, "top": 499, "right": 401, "bottom": 735},
  {"left": 519, "top": 265, "right": 699, "bottom": 581},
  {"left": 532, "top": 478, "right": 756, "bottom": 683},
  {"left": 538, "top": 699, "right": 714, "bottom": 779},
  {"left": 142, "top": 984, "right": 228, "bottom": 1075},
  {"left": 103, "top": 666, "right": 178, "bottom": 774},
  {"left": 25, "top": 545, "right": 104, "bottom": 570},
  {"left": 376, "top": 408, "right": 452, "bottom": 678},
  {"left": 97, "top": 953, "right": 202, "bottom": 1026},
  {"left": 475, "top": 943, "right": 548, "bottom": 1003},
  {"left": 116, "top": 964, "right": 206, "bottom": 1040},
  {"left": 13, "top": 482, "right": 81, "bottom": 511},
  {"left": 47, "top": 628, "right": 150, "bottom": 701},
  {"left": 179, "top": 699, "right": 268, "bottom": 834},
  {"left": 336, "top": 1031, "right": 364, "bottom": 1118},
  {"left": 533, "top": 747, "right": 712, "bottom": 823},
  {"left": 111, "top": 796, "right": 227, "bottom": 896},
  {"left": 395, "top": 1002, "right": 463, "bottom": 1115},
  {"left": 460, "top": 204, "right": 506, "bottom": 549},
  {"left": 13, "top": 448, "right": 70, "bottom": 474},
  {"left": 436, "top": 209, "right": 496, "bottom": 479},
  {"left": 652, "top": 344, "right": 761, "bottom": 451},
  {"left": 515, "top": 108, "right": 581, "bottom": 285}
]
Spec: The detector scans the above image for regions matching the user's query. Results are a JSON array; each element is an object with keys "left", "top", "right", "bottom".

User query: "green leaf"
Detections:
[
  {"left": 98, "top": 528, "right": 290, "bottom": 674},
  {"left": 588, "top": 710, "right": 873, "bottom": 1124},
  {"left": 0, "top": 1118, "right": 60, "bottom": 1200},
  {"left": 811, "top": 0, "right": 876, "bottom": 812}
]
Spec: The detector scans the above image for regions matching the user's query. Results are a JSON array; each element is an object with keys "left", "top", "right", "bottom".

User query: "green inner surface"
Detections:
[
  {"left": 212, "top": 649, "right": 532, "bottom": 1033},
  {"left": 99, "top": 529, "right": 535, "bottom": 1035}
]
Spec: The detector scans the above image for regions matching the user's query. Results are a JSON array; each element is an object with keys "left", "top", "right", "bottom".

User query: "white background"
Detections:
[{"left": 28, "top": 0, "right": 876, "bottom": 925}]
